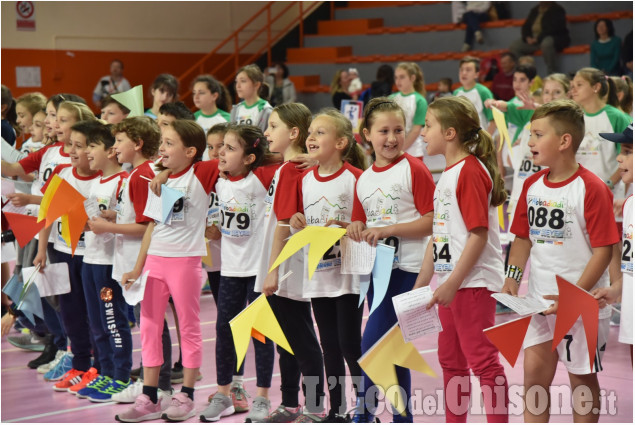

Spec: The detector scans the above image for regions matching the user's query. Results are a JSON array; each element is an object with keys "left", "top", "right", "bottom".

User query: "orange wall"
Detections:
[{"left": 1, "top": 48, "right": 208, "bottom": 113}]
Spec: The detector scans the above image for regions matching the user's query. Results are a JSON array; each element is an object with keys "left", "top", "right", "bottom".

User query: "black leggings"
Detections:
[
  {"left": 268, "top": 295, "right": 325, "bottom": 413},
  {"left": 312, "top": 295, "right": 363, "bottom": 415}
]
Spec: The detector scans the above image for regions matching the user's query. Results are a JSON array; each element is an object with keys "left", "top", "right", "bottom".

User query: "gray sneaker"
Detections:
[
  {"left": 199, "top": 393, "right": 235, "bottom": 422},
  {"left": 244, "top": 396, "right": 271, "bottom": 423},
  {"left": 261, "top": 405, "right": 302, "bottom": 423},
  {"left": 8, "top": 333, "right": 47, "bottom": 351}
]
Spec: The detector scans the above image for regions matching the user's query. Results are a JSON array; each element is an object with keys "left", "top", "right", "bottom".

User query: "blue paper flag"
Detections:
[
  {"left": 18, "top": 283, "right": 43, "bottom": 326},
  {"left": 2, "top": 273, "right": 22, "bottom": 302},
  {"left": 358, "top": 274, "right": 371, "bottom": 307},
  {"left": 2, "top": 271, "right": 44, "bottom": 326},
  {"left": 161, "top": 185, "right": 185, "bottom": 224},
  {"left": 369, "top": 243, "right": 395, "bottom": 315}
]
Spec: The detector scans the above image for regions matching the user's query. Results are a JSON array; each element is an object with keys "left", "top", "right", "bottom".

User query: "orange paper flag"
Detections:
[
  {"left": 63, "top": 206, "right": 88, "bottom": 256},
  {"left": 251, "top": 328, "right": 266, "bottom": 344},
  {"left": 45, "top": 179, "right": 86, "bottom": 227},
  {"left": 38, "top": 174, "right": 63, "bottom": 223},
  {"left": 3, "top": 212, "right": 46, "bottom": 248},
  {"left": 484, "top": 315, "right": 532, "bottom": 367},
  {"left": 552, "top": 275, "right": 599, "bottom": 371}
]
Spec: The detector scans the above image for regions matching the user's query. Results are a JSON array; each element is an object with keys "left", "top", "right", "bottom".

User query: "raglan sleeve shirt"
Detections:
[{"left": 456, "top": 158, "right": 492, "bottom": 231}]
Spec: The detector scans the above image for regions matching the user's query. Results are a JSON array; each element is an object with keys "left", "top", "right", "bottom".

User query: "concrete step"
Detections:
[{"left": 317, "top": 18, "right": 383, "bottom": 35}]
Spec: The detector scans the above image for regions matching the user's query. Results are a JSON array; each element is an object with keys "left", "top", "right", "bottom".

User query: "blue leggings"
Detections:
[
  {"left": 360, "top": 268, "right": 417, "bottom": 423},
  {"left": 215, "top": 275, "right": 274, "bottom": 388}
]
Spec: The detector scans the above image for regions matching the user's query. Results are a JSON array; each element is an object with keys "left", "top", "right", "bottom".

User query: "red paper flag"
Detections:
[
  {"left": 65, "top": 206, "right": 88, "bottom": 256},
  {"left": 552, "top": 275, "right": 599, "bottom": 371},
  {"left": 3, "top": 212, "right": 46, "bottom": 248},
  {"left": 484, "top": 315, "right": 532, "bottom": 367},
  {"left": 45, "top": 179, "right": 85, "bottom": 227}
]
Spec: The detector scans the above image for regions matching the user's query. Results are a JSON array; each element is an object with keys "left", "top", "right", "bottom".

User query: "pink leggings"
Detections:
[{"left": 140, "top": 255, "right": 202, "bottom": 369}]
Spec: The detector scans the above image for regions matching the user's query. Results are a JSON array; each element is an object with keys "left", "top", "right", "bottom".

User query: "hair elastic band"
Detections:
[{"left": 253, "top": 137, "right": 260, "bottom": 148}]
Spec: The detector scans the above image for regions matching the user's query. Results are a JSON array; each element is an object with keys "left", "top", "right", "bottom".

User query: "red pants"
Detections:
[{"left": 438, "top": 287, "right": 509, "bottom": 422}]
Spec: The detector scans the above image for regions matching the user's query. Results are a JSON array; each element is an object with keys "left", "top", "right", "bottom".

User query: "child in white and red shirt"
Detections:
[
  {"left": 290, "top": 108, "right": 366, "bottom": 422},
  {"left": 347, "top": 97, "right": 435, "bottom": 423},
  {"left": 415, "top": 96, "right": 509, "bottom": 422}
]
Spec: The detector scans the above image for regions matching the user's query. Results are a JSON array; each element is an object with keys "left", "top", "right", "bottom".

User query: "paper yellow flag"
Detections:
[
  {"left": 358, "top": 324, "right": 436, "bottom": 416},
  {"left": 112, "top": 85, "right": 144, "bottom": 117},
  {"left": 269, "top": 226, "right": 347, "bottom": 280},
  {"left": 60, "top": 214, "right": 72, "bottom": 246},
  {"left": 229, "top": 294, "right": 293, "bottom": 371},
  {"left": 37, "top": 174, "right": 63, "bottom": 223},
  {"left": 498, "top": 204, "right": 505, "bottom": 231},
  {"left": 491, "top": 107, "right": 513, "bottom": 158},
  {"left": 201, "top": 239, "right": 213, "bottom": 267}
]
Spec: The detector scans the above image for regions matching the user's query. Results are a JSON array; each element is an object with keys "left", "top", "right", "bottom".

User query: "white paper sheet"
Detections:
[
  {"left": 491, "top": 293, "right": 552, "bottom": 316},
  {"left": 2, "top": 202, "right": 28, "bottom": 216},
  {"left": 142, "top": 188, "right": 164, "bottom": 223},
  {"left": 21, "top": 263, "right": 71, "bottom": 297},
  {"left": 121, "top": 270, "right": 150, "bottom": 305},
  {"left": 84, "top": 198, "right": 101, "bottom": 219},
  {"left": 340, "top": 237, "right": 376, "bottom": 274},
  {"left": 392, "top": 286, "right": 443, "bottom": 343},
  {"left": 2, "top": 178, "right": 15, "bottom": 197}
]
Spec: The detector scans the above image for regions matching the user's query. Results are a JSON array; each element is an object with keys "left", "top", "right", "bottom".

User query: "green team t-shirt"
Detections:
[
  {"left": 194, "top": 109, "right": 230, "bottom": 132},
  {"left": 389, "top": 91, "right": 428, "bottom": 157},
  {"left": 506, "top": 98, "right": 534, "bottom": 144},
  {"left": 453, "top": 83, "right": 494, "bottom": 128}
]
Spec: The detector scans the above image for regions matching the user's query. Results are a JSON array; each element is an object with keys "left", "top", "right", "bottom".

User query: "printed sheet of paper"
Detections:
[
  {"left": 340, "top": 237, "right": 376, "bottom": 274},
  {"left": 2, "top": 178, "right": 15, "bottom": 198},
  {"left": 21, "top": 263, "right": 71, "bottom": 297},
  {"left": 392, "top": 286, "right": 443, "bottom": 343},
  {"left": 491, "top": 293, "right": 552, "bottom": 316},
  {"left": 142, "top": 185, "right": 166, "bottom": 223},
  {"left": 121, "top": 270, "right": 150, "bottom": 305},
  {"left": 84, "top": 198, "right": 101, "bottom": 219}
]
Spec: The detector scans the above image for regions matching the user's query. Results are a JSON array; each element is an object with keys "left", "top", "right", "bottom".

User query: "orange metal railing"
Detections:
[{"left": 178, "top": 1, "right": 322, "bottom": 101}]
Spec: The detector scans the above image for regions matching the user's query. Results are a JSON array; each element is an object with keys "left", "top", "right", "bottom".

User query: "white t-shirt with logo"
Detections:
[
  {"left": 147, "top": 160, "right": 219, "bottom": 258},
  {"left": 352, "top": 153, "right": 435, "bottom": 273},
  {"left": 390, "top": 91, "right": 428, "bottom": 158},
  {"left": 83, "top": 171, "right": 128, "bottom": 265},
  {"left": 298, "top": 163, "right": 362, "bottom": 298},
  {"left": 215, "top": 165, "right": 277, "bottom": 277},
  {"left": 511, "top": 166, "right": 620, "bottom": 319},
  {"left": 432, "top": 155, "right": 504, "bottom": 292}
]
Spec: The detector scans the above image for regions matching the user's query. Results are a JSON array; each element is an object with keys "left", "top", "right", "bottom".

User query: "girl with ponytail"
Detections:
[{"left": 414, "top": 95, "right": 509, "bottom": 422}]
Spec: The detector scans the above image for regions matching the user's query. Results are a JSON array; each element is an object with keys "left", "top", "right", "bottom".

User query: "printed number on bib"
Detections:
[
  {"left": 171, "top": 198, "right": 185, "bottom": 222},
  {"left": 220, "top": 206, "right": 251, "bottom": 237},
  {"left": 519, "top": 159, "right": 541, "bottom": 175},
  {"left": 433, "top": 234, "right": 453, "bottom": 272},
  {"left": 56, "top": 221, "right": 85, "bottom": 247},
  {"left": 207, "top": 193, "right": 220, "bottom": 226},
  {"left": 622, "top": 239, "right": 633, "bottom": 273},
  {"left": 527, "top": 198, "right": 568, "bottom": 243},
  {"left": 318, "top": 240, "right": 341, "bottom": 271}
]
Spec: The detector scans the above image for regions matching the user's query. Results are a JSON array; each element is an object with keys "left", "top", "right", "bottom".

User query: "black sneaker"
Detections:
[
  {"left": 326, "top": 411, "right": 351, "bottom": 422},
  {"left": 27, "top": 343, "right": 58, "bottom": 369}
]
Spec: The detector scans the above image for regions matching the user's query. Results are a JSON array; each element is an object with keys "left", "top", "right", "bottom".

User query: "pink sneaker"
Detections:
[
  {"left": 161, "top": 392, "right": 196, "bottom": 422},
  {"left": 115, "top": 394, "right": 162, "bottom": 423}
]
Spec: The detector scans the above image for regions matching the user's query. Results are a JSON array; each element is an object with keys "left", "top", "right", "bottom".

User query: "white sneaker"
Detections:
[
  {"left": 37, "top": 350, "right": 65, "bottom": 374},
  {"left": 112, "top": 379, "right": 143, "bottom": 403}
]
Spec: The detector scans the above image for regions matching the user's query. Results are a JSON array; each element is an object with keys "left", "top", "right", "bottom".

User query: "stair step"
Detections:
[
  {"left": 336, "top": 1, "right": 447, "bottom": 10},
  {"left": 287, "top": 46, "right": 353, "bottom": 63},
  {"left": 288, "top": 75, "right": 321, "bottom": 89},
  {"left": 318, "top": 18, "right": 383, "bottom": 35}
]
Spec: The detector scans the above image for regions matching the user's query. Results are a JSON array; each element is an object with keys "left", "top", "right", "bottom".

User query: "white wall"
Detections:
[{"left": 1, "top": 1, "right": 320, "bottom": 53}]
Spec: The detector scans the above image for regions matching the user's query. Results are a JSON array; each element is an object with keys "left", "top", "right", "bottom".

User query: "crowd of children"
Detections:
[{"left": 1, "top": 53, "right": 632, "bottom": 424}]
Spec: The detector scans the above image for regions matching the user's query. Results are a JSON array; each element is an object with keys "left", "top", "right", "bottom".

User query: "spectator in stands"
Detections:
[
  {"left": 264, "top": 62, "right": 296, "bottom": 107},
  {"left": 348, "top": 68, "right": 363, "bottom": 98},
  {"left": 428, "top": 77, "right": 454, "bottom": 103},
  {"left": 454, "top": 1, "right": 492, "bottom": 52},
  {"left": 621, "top": 30, "right": 632, "bottom": 78},
  {"left": 492, "top": 52, "right": 517, "bottom": 100},
  {"left": 330, "top": 69, "right": 353, "bottom": 109},
  {"left": 509, "top": 2, "right": 570, "bottom": 75},
  {"left": 591, "top": 19, "right": 622, "bottom": 76},
  {"left": 92, "top": 59, "right": 131, "bottom": 108},
  {"left": 518, "top": 55, "right": 544, "bottom": 92},
  {"left": 359, "top": 64, "right": 394, "bottom": 105}
]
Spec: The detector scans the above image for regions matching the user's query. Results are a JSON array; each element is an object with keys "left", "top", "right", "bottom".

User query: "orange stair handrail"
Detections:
[{"left": 178, "top": 1, "right": 323, "bottom": 101}]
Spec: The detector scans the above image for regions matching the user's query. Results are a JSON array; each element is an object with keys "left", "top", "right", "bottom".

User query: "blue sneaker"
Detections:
[
  {"left": 77, "top": 375, "right": 111, "bottom": 399},
  {"left": 44, "top": 352, "right": 73, "bottom": 381},
  {"left": 89, "top": 379, "right": 131, "bottom": 403},
  {"left": 350, "top": 397, "right": 379, "bottom": 423}
]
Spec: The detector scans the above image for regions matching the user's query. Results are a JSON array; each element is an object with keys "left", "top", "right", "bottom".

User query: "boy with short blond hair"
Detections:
[{"left": 503, "top": 99, "right": 619, "bottom": 422}]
